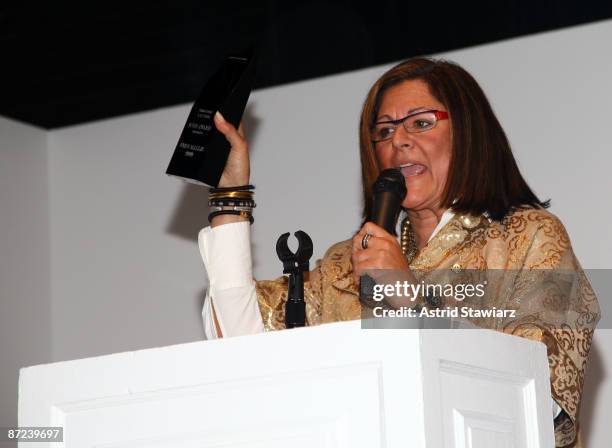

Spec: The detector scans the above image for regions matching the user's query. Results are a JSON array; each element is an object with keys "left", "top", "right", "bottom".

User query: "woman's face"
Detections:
[{"left": 374, "top": 79, "right": 452, "bottom": 212}]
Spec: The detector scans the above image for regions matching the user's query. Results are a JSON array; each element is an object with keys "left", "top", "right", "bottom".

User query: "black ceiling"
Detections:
[{"left": 3, "top": 1, "right": 612, "bottom": 129}]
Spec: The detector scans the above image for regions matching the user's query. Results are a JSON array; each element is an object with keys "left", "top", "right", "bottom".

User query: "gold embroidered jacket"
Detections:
[{"left": 255, "top": 208, "right": 600, "bottom": 447}]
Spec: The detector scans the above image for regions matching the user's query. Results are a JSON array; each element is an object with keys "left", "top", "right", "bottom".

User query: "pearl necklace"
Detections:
[{"left": 400, "top": 216, "right": 418, "bottom": 263}]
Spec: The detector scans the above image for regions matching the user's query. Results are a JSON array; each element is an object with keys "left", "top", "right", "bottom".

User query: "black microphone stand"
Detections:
[{"left": 276, "top": 230, "right": 313, "bottom": 328}]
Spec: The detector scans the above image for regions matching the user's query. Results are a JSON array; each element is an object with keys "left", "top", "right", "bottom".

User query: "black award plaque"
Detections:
[{"left": 166, "top": 53, "right": 256, "bottom": 187}]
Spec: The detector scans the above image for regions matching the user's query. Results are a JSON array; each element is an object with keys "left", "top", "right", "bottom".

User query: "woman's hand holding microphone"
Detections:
[{"left": 351, "top": 222, "right": 410, "bottom": 285}]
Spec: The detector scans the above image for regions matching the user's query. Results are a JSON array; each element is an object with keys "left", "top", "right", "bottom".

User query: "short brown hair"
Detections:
[{"left": 359, "top": 57, "right": 549, "bottom": 222}]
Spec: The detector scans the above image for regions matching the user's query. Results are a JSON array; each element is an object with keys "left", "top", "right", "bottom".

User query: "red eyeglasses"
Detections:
[{"left": 372, "top": 110, "right": 449, "bottom": 143}]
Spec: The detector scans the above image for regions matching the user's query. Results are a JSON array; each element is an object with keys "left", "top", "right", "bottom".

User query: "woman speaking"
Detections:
[{"left": 197, "top": 57, "right": 600, "bottom": 447}]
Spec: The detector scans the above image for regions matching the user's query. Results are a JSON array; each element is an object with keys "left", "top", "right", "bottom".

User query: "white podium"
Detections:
[{"left": 19, "top": 320, "right": 554, "bottom": 447}]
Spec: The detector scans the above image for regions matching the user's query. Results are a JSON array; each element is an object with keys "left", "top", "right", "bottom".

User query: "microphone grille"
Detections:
[{"left": 373, "top": 168, "right": 407, "bottom": 199}]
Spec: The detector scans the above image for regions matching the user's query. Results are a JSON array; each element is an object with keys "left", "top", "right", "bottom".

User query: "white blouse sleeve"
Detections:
[{"left": 198, "top": 221, "right": 265, "bottom": 339}]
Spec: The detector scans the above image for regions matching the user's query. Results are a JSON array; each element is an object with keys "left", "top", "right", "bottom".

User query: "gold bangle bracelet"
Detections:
[{"left": 209, "top": 191, "right": 254, "bottom": 200}]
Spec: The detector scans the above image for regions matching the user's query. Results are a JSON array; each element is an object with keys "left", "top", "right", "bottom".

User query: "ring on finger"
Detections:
[{"left": 361, "top": 233, "right": 373, "bottom": 250}]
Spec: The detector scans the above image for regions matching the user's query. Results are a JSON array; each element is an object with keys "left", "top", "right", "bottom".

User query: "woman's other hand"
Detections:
[
  {"left": 210, "top": 112, "right": 251, "bottom": 227},
  {"left": 213, "top": 111, "right": 250, "bottom": 187},
  {"left": 351, "top": 222, "right": 410, "bottom": 284}
]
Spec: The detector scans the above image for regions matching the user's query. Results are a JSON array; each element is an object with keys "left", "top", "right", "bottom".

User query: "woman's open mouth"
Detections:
[{"left": 398, "top": 163, "right": 427, "bottom": 177}]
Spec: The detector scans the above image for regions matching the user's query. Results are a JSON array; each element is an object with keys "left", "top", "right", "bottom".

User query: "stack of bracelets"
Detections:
[{"left": 208, "top": 184, "right": 256, "bottom": 224}]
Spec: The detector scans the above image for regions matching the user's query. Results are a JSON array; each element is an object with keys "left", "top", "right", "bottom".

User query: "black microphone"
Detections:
[
  {"left": 360, "top": 168, "right": 407, "bottom": 304},
  {"left": 370, "top": 168, "right": 407, "bottom": 234}
]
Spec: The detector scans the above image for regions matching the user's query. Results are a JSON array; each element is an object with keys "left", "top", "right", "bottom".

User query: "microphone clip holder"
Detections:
[{"left": 275, "top": 230, "right": 313, "bottom": 329}]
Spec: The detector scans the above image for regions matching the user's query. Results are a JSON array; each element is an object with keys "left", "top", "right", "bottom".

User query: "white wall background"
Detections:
[
  {"left": 0, "top": 118, "right": 50, "bottom": 436},
  {"left": 2, "top": 19, "right": 611, "bottom": 446}
]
